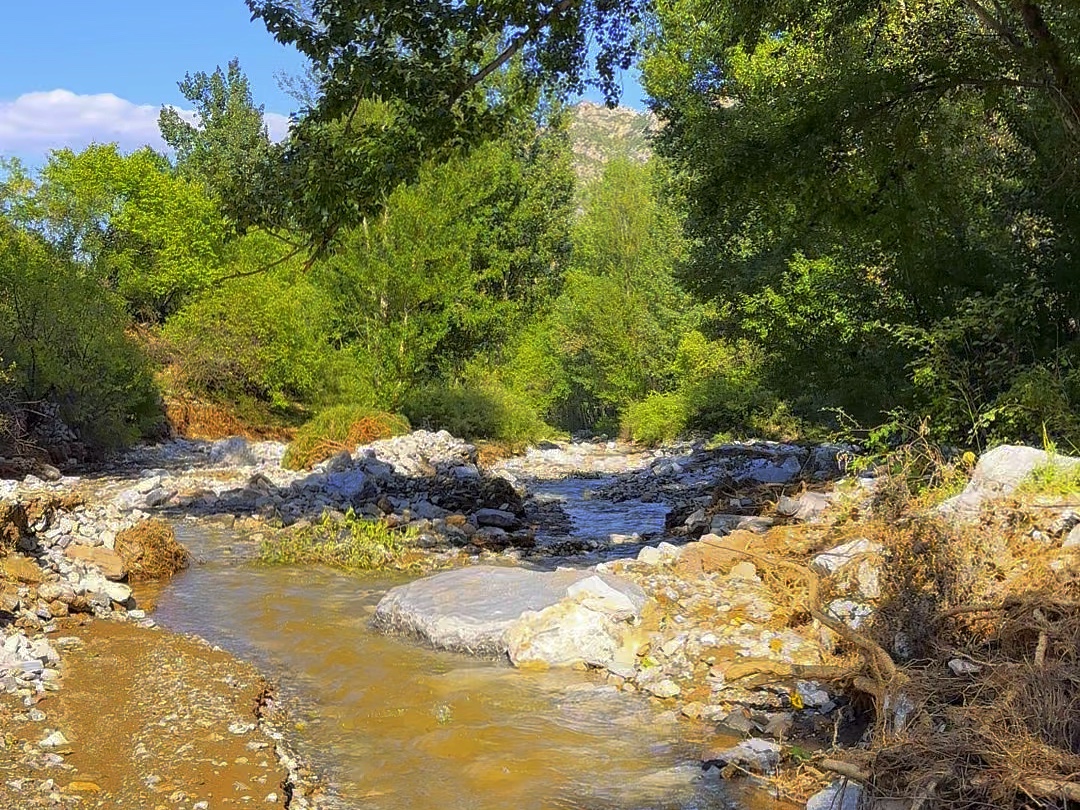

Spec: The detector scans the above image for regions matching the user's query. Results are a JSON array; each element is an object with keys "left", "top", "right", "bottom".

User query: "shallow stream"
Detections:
[{"left": 148, "top": 478, "right": 760, "bottom": 810}]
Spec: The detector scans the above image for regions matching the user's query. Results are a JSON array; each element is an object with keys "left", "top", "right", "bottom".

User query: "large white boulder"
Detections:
[
  {"left": 374, "top": 566, "right": 645, "bottom": 657},
  {"left": 939, "top": 445, "right": 1080, "bottom": 521}
]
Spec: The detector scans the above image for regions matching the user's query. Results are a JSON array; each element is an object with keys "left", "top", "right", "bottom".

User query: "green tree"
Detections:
[
  {"left": 27, "top": 145, "right": 226, "bottom": 321},
  {"left": 0, "top": 217, "right": 159, "bottom": 450},
  {"left": 158, "top": 59, "right": 279, "bottom": 232},
  {"left": 314, "top": 122, "right": 574, "bottom": 405},
  {"left": 507, "top": 158, "right": 692, "bottom": 430},
  {"left": 641, "top": 0, "right": 1080, "bottom": 439}
]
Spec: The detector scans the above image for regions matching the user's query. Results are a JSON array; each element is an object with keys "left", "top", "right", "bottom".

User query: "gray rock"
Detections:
[
  {"left": 939, "top": 445, "right": 1080, "bottom": 521},
  {"left": 806, "top": 444, "right": 854, "bottom": 480},
  {"left": 645, "top": 679, "right": 681, "bottom": 698},
  {"left": 806, "top": 781, "right": 864, "bottom": 810},
  {"left": 1064, "top": 524, "right": 1080, "bottom": 548},
  {"left": 811, "top": 538, "right": 883, "bottom": 577},
  {"left": 799, "top": 491, "right": 832, "bottom": 521},
  {"left": 734, "top": 455, "right": 803, "bottom": 485},
  {"left": 36, "top": 465, "right": 62, "bottom": 482},
  {"left": 321, "top": 469, "right": 371, "bottom": 500},
  {"left": 209, "top": 436, "right": 257, "bottom": 467},
  {"left": 705, "top": 738, "right": 780, "bottom": 774},
  {"left": 473, "top": 508, "right": 520, "bottom": 529},
  {"left": 709, "top": 514, "right": 744, "bottom": 535},
  {"left": 411, "top": 501, "right": 450, "bottom": 520},
  {"left": 373, "top": 566, "right": 645, "bottom": 656},
  {"left": 134, "top": 475, "right": 162, "bottom": 494},
  {"left": 142, "top": 487, "right": 176, "bottom": 508},
  {"left": 316, "top": 450, "right": 353, "bottom": 474}
]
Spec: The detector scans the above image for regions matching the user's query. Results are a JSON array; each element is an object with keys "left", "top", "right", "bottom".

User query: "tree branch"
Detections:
[
  {"left": 453, "top": 0, "right": 578, "bottom": 103},
  {"left": 211, "top": 244, "right": 304, "bottom": 285}
]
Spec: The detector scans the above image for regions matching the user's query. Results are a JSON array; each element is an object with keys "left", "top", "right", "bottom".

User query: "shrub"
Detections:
[
  {"left": 164, "top": 245, "right": 348, "bottom": 410},
  {"left": 260, "top": 512, "right": 422, "bottom": 571},
  {"left": 282, "top": 405, "right": 410, "bottom": 470},
  {"left": 402, "top": 379, "right": 551, "bottom": 444},
  {"left": 621, "top": 392, "right": 690, "bottom": 446},
  {"left": 0, "top": 221, "right": 160, "bottom": 450}
]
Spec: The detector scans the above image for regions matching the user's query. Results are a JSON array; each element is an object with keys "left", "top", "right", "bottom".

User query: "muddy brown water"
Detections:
[{"left": 147, "top": 523, "right": 773, "bottom": 810}]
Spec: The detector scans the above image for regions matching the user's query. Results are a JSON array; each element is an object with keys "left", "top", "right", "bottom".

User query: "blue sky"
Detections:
[{"left": 0, "top": 1, "right": 644, "bottom": 165}]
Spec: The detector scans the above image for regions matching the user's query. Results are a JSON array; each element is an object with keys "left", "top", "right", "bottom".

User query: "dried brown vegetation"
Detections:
[{"left": 115, "top": 519, "right": 190, "bottom": 581}]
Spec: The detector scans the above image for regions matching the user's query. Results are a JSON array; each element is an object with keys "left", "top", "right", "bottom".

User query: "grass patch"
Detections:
[
  {"left": 259, "top": 512, "right": 423, "bottom": 572},
  {"left": 1017, "top": 458, "right": 1080, "bottom": 497},
  {"left": 282, "top": 405, "right": 410, "bottom": 470}
]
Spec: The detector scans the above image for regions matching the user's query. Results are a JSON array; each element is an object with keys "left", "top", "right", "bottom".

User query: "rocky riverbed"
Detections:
[{"left": 2, "top": 433, "right": 1078, "bottom": 809}]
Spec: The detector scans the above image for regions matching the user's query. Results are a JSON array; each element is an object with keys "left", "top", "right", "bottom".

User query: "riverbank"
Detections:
[{"left": 0, "top": 619, "right": 315, "bottom": 809}]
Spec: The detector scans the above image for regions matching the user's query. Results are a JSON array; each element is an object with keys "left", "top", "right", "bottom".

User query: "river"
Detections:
[{"left": 148, "top": 474, "right": 768, "bottom": 810}]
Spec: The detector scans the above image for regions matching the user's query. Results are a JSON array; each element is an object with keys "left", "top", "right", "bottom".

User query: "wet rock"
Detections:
[
  {"left": 374, "top": 566, "right": 645, "bottom": 656},
  {"left": 806, "top": 781, "right": 865, "bottom": 810},
  {"left": 703, "top": 738, "right": 780, "bottom": 775},
  {"left": 939, "top": 445, "right": 1080, "bottom": 521},
  {"left": 506, "top": 600, "right": 636, "bottom": 669},
  {"left": 473, "top": 508, "right": 520, "bottom": 530}
]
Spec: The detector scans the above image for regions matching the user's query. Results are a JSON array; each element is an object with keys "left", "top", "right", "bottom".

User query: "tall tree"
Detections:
[
  {"left": 244, "top": 0, "right": 646, "bottom": 252},
  {"left": 159, "top": 59, "right": 277, "bottom": 232}
]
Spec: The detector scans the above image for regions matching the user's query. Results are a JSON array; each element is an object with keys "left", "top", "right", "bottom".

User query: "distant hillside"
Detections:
[{"left": 567, "top": 102, "right": 657, "bottom": 182}]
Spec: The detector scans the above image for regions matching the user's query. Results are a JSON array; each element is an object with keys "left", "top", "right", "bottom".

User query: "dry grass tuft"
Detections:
[
  {"left": 115, "top": 519, "right": 190, "bottom": 580},
  {"left": 282, "top": 406, "right": 410, "bottom": 470}
]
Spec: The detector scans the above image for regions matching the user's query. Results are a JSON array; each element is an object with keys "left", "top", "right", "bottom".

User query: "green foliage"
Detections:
[
  {"left": 0, "top": 219, "right": 159, "bottom": 449},
  {"left": 1018, "top": 461, "right": 1080, "bottom": 498},
  {"left": 158, "top": 59, "right": 277, "bottom": 231},
  {"left": 402, "top": 376, "right": 551, "bottom": 445},
  {"left": 642, "top": 0, "right": 1080, "bottom": 447},
  {"left": 260, "top": 511, "right": 421, "bottom": 571},
  {"left": 27, "top": 144, "right": 226, "bottom": 321},
  {"left": 282, "top": 406, "right": 410, "bottom": 470},
  {"left": 621, "top": 392, "right": 690, "bottom": 446},
  {"left": 163, "top": 239, "right": 346, "bottom": 411},
  {"left": 315, "top": 122, "right": 574, "bottom": 405},
  {"left": 501, "top": 157, "right": 693, "bottom": 432},
  {"left": 246, "top": 0, "right": 647, "bottom": 250}
]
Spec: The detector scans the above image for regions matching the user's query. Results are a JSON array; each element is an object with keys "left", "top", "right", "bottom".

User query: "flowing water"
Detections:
[{"left": 149, "top": 483, "right": 762, "bottom": 810}]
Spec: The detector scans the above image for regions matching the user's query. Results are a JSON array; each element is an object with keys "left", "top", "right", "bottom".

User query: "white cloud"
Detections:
[{"left": 0, "top": 89, "right": 290, "bottom": 160}]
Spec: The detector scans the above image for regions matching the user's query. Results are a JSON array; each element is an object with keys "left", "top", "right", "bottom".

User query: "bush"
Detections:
[
  {"left": 0, "top": 221, "right": 160, "bottom": 450},
  {"left": 621, "top": 392, "right": 690, "bottom": 445},
  {"left": 260, "top": 512, "right": 422, "bottom": 571},
  {"left": 402, "top": 379, "right": 551, "bottom": 444},
  {"left": 282, "top": 405, "right": 410, "bottom": 470},
  {"left": 164, "top": 242, "right": 351, "bottom": 410}
]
